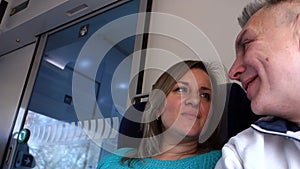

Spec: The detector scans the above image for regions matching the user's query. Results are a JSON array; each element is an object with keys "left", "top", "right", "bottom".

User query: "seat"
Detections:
[
  {"left": 118, "top": 101, "right": 146, "bottom": 148},
  {"left": 224, "top": 83, "right": 259, "bottom": 138},
  {"left": 117, "top": 82, "right": 260, "bottom": 149}
]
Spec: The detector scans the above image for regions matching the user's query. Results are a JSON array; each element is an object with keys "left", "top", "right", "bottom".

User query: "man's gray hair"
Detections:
[{"left": 238, "top": 0, "right": 295, "bottom": 27}]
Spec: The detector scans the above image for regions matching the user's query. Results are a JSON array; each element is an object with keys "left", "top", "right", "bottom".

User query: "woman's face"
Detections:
[{"left": 160, "top": 68, "right": 211, "bottom": 139}]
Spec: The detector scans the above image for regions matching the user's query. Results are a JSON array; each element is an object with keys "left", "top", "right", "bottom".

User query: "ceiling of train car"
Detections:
[{"left": 0, "top": 0, "right": 121, "bottom": 56}]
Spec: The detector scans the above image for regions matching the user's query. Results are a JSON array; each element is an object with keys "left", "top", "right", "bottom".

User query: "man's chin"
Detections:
[{"left": 250, "top": 100, "right": 264, "bottom": 116}]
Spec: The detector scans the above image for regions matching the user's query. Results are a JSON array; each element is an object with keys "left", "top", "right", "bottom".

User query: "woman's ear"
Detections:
[
  {"left": 295, "top": 14, "right": 300, "bottom": 49},
  {"left": 155, "top": 111, "right": 161, "bottom": 120}
]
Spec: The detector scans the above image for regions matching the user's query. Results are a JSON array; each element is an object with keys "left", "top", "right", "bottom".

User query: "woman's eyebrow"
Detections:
[
  {"left": 177, "top": 81, "right": 188, "bottom": 86},
  {"left": 177, "top": 81, "right": 211, "bottom": 91},
  {"left": 200, "top": 87, "right": 211, "bottom": 91}
]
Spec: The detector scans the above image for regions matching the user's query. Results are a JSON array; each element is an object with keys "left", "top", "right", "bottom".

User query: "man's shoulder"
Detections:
[
  {"left": 229, "top": 127, "right": 261, "bottom": 144},
  {"left": 227, "top": 115, "right": 300, "bottom": 149},
  {"left": 226, "top": 117, "right": 274, "bottom": 148},
  {"left": 218, "top": 117, "right": 300, "bottom": 168}
]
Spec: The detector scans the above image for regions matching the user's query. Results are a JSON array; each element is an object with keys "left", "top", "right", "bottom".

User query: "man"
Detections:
[{"left": 215, "top": 0, "right": 300, "bottom": 168}]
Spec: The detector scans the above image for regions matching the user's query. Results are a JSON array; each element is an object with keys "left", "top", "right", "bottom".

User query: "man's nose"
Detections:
[{"left": 228, "top": 57, "right": 246, "bottom": 81}]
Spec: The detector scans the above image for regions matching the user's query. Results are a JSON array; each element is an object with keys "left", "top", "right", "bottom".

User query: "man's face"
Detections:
[{"left": 228, "top": 6, "right": 300, "bottom": 121}]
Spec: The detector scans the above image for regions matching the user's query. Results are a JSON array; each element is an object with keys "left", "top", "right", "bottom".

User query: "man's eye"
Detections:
[
  {"left": 242, "top": 39, "right": 252, "bottom": 51},
  {"left": 200, "top": 92, "right": 211, "bottom": 101}
]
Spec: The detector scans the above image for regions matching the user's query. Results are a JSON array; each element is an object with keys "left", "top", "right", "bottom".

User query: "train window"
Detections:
[{"left": 12, "top": 0, "right": 145, "bottom": 168}]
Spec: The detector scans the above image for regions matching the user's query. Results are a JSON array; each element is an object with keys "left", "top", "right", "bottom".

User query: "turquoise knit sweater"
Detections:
[{"left": 97, "top": 148, "right": 221, "bottom": 169}]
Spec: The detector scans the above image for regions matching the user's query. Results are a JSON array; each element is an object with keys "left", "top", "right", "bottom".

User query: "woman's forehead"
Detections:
[{"left": 178, "top": 69, "right": 211, "bottom": 86}]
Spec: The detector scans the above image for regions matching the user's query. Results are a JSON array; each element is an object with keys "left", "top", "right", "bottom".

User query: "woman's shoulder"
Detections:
[
  {"left": 190, "top": 150, "right": 221, "bottom": 162},
  {"left": 206, "top": 149, "right": 222, "bottom": 157},
  {"left": 113, "top": 147, "right": 137, "bottom": 155},
  {"left": 96, "top": 148, "right": 137, "bottom": 169},
  {"left": 189, "top": 150, "right": 222, "bottom": 168},
  {"left": 141, "top": 150, "right": 221, "bottom": 169},
  {"left": 199, "top": 150, "right": 221, "bottom": 162}
]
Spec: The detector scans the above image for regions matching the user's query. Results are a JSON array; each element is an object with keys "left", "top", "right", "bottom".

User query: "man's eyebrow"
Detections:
[{"left": 236, "top": 29, "right": 248, "bottom": 48}]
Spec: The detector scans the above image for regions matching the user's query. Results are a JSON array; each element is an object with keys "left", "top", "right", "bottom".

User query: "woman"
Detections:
[{"left": 97, "top": 60, "right": 223, "bottom": 169}]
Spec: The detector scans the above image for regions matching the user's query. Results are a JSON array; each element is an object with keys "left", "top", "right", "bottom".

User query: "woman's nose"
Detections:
[{"left": 185, "top": 93, "right": 200, "bottom": 107}]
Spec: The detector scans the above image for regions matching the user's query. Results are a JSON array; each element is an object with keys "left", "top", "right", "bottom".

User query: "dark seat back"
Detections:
[
  {"left": 225, "top": 83, "right": 259, "bottom": 138},
  {"left": 118, "top": 101, "right": 146, "bottom": 148}
]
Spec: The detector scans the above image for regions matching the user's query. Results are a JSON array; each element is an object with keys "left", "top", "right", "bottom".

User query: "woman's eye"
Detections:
[
  {"left": 174, "top": 87, "right": 188, "bottom": 93},
  {"left": 200, "top": 92, "right": 211, "bottom": 101}
]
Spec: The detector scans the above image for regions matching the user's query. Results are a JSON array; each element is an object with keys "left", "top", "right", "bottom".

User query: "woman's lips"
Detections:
[{"left": 181, "top": 112, "right": 200, "bottom": 120}]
